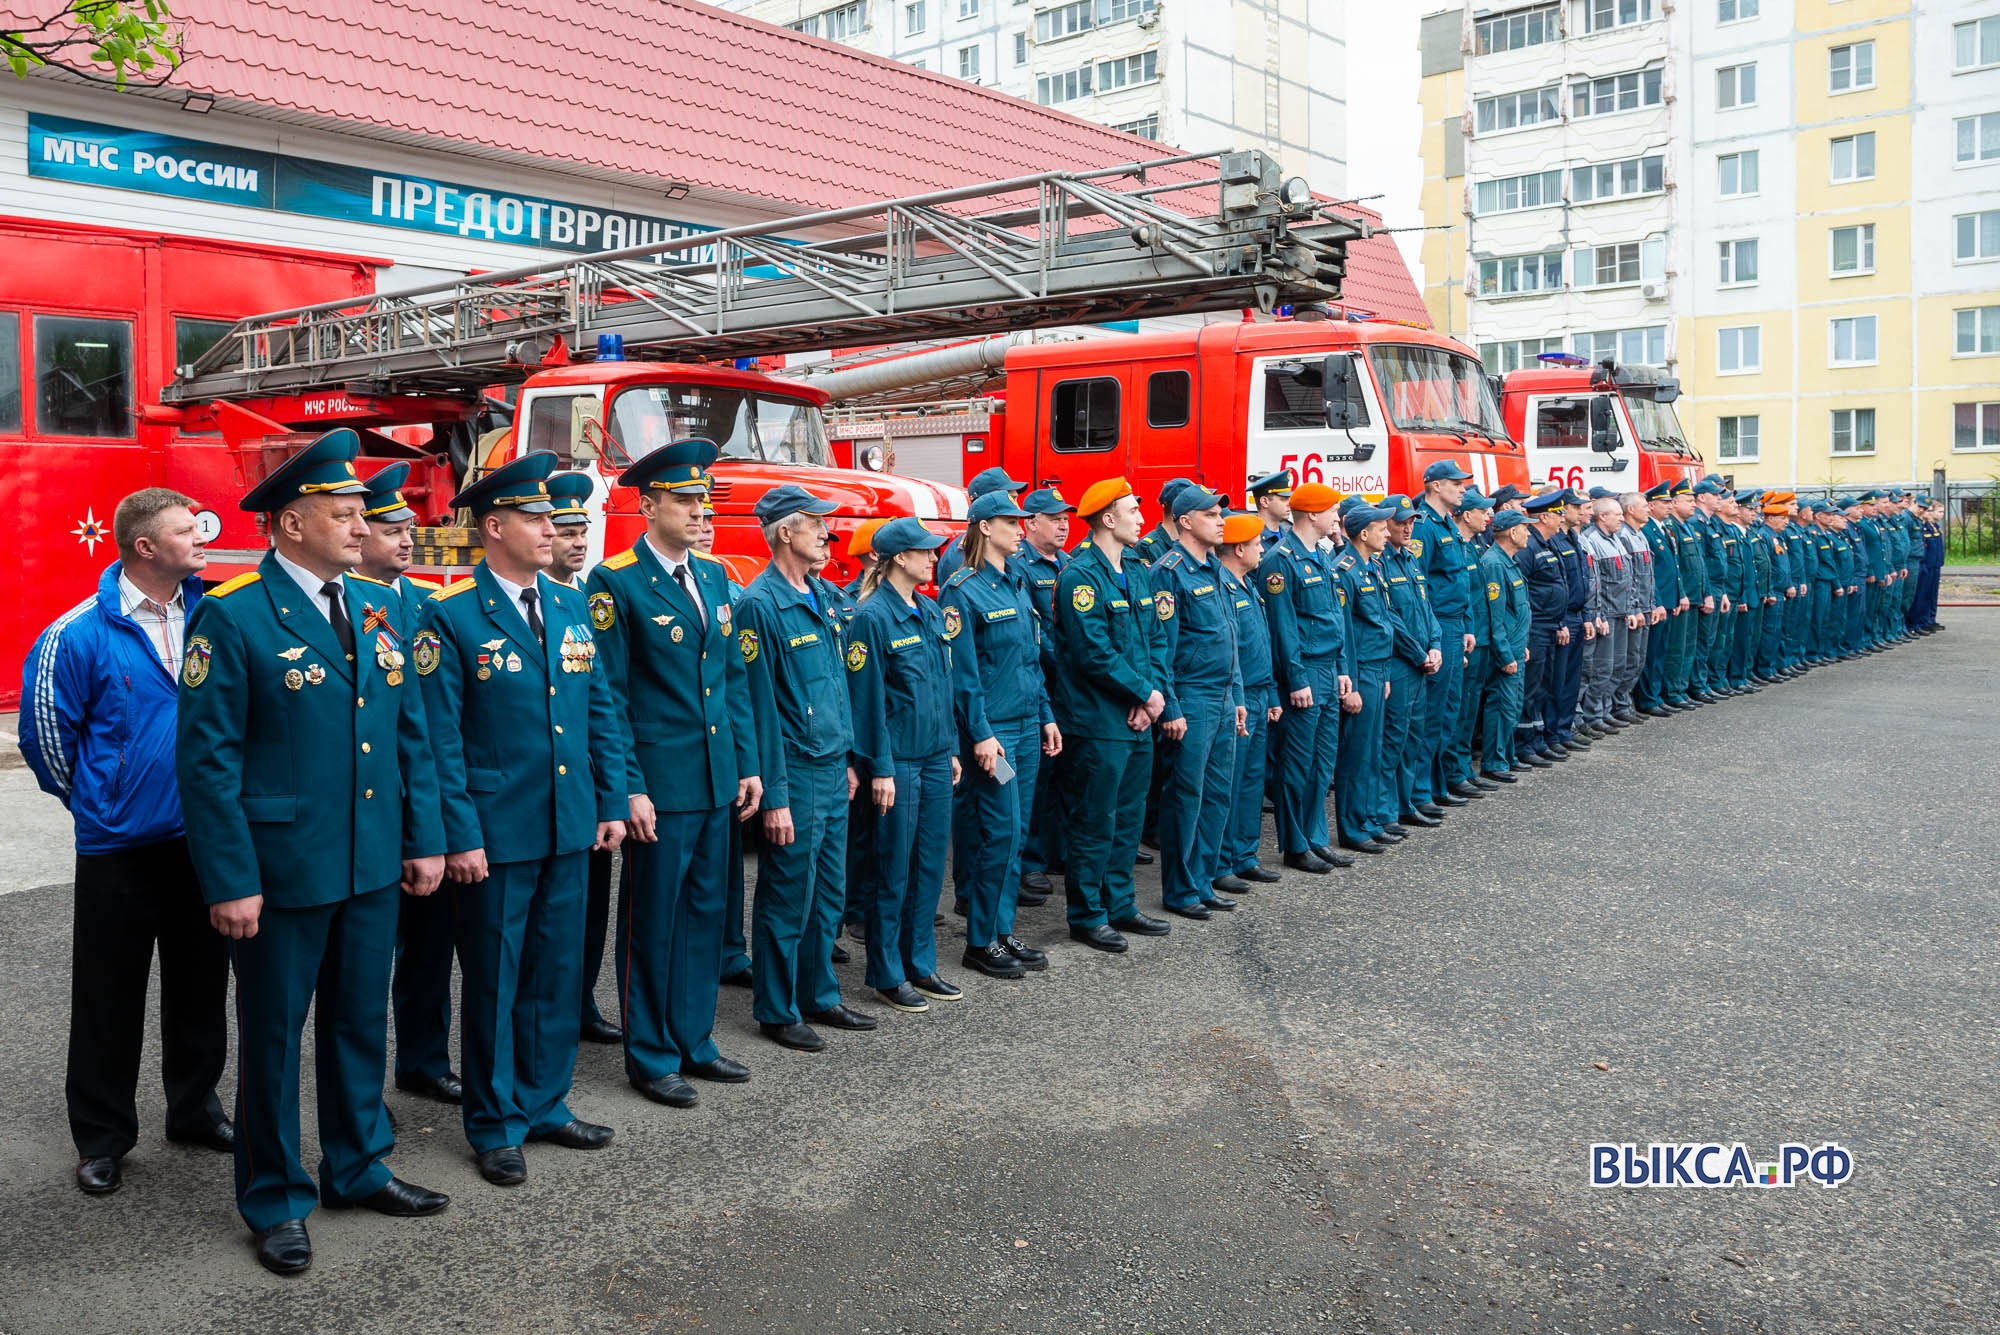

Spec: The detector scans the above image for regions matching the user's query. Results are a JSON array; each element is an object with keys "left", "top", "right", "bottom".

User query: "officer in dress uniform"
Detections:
[
  {"left": 737, "top": 485, "right": 875, "bottom": 1052},
  {"left": 1015, "top": 486, "right": 1075, "bottom": 902},
  {"left": 587, "top": 441, "right": 762, "bottom": 1109},
  {"left": 1048, "top": 478, "right": 1173, "bottom": 953},
  {"left": 1249, "top": 471, "right": 1293, "bottom": 548},
  {"left": 1332, "top": 504, "right": 1399, "bottom": 854},
  {"left": 692, "top": 501, "right": 758, "bottom": 988},
  {"left": 414, "top": 451, "right": 630, "bottom": 1188},
  {"left": 1477, "top": 512, "right": 1534, "bottom": 782},
  {"left": 354, "top": 463, "right": 462, "bottom": 1109},
  {"left": 1259, "top": 483, "right": 1355, "bottom": 873},
  {"left": 1215, "top": 511, "right": 1282, "bottom": 890},
  {"left": 177, "top": 429, "right": 449, "bottom": 1276}
]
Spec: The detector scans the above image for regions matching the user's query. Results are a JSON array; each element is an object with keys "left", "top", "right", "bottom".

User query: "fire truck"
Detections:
[
  {"left": 817, "top": 312, "right": 1532, "bottom": 514},
  {"left": 4, "top": 149, "right": 1358, "bottom": 705},
  {"left": 1497, "top": 353, "right": 1705, "bottom": 496}
]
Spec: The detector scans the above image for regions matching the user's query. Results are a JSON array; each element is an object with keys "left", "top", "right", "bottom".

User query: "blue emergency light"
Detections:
[{"left": 597, "top": 333, "right": 625, "bottom": 362}]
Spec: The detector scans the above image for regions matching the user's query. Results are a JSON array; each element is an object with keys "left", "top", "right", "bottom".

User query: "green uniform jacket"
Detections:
[
  {"left": 1049, "top": 539, "right": 1167, "bottom": 742},
  {"left": 736, "top": 566, "right": 857, "bottom": 810},
  {"left": 1476, "top": 545, "right": 1531, "bottom": 665}
]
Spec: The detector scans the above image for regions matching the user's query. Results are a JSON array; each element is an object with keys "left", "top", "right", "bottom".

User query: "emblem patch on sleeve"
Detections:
[
  {"left": 589, "top": 591, "right": 615, "bottom": 630},
  {"left": 1265, "top": 572, "right": 1285, "bottom": 594},
  {"left": 413, "top": 630, "right": 442, "bottom": 676},
  {"left": 1155, "top": 591, "right": 1176, "bottom": 621},
  {"left": 846, "top": 640, "right": 868, "bottom": 672},
  {"left": 1071, "top": 584, "right": 1097, "bottom": 613},
  {"left": 181, "top": 636, "right": 211, "bottom": 688},
  {"left": 1487, "top": 581, "right": 1501, "bottom": 601},
  {"left": 942, "top": 606, "right": 962, "bottom": 639},
  {"left": 739, "top": 629, "right": 760, "bottom": 664}
]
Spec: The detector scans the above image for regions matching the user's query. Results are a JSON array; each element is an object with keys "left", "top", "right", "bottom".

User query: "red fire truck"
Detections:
[
  {"left": 3, "top": 150, "right": 1356, "bottom": 706},
  {"left": 821, "top": 313, "right": 1532, "bottom": 515},
  {"left": 1497, "top": 353, "right": 1705, "bottom": 496}
]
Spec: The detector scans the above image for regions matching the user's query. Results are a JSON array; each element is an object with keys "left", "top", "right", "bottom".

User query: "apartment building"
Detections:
[{"left": 1419, "top": 1, "right": 2000, "bottom": 488}]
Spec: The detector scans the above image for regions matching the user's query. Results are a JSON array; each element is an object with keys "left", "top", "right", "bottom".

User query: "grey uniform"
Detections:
[
  {"left": 1577, "top": 524, "right": 1635, "bottom": 727},
  {"left": 1614, "top": 524, "right": 1654, "bottom": 713}
]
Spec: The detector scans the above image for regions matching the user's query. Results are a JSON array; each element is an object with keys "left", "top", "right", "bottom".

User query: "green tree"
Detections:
[{"left": 4, "top": 0, "right": 180, "bottom": 87}]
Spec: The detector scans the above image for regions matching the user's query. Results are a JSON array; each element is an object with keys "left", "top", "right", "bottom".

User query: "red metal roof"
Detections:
[{"left": 5, "top": 0, "right": 1428, "bottom": 323}]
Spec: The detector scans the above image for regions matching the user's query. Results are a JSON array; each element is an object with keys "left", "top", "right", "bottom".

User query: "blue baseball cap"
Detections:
[
  {"left": 966, "top": 467, "right": 1026, "bottom": 498},
  {"left": 1021, "top": 486, "right": 1077, "bottom": 515},
  {"left": 1489, "top": 484, "right": 1527, "bottom": 506},
  {"left": 967, "top": 490, "right": 1030, "bottom": 522},
  {"left": 1170, "top": 484, "right": 1226, "bottom": 517},
  {"left": 1341, "top": 504, "right": 1394, "bottom": 537},
  {"left": 1587, "top": 485, "right": 1617, "bottom": 500},
  {"left": 753, "top": 484, "right": 839, "bottom": 524},
  {"left": 1384, "top": 494, "right": 1418, "bottom": 522},
  {"left": 1491, "top": 510, "right": 1531, "bottom": 533},
  {"left": 869, "top": 516, "right": 947, "bottom": 556},
  {"left": 1424, "top": 459, "right": 1474, "bottom": 483},
  {"left": 1457, "top": 489, "right": 1494, "bottom": 513}
]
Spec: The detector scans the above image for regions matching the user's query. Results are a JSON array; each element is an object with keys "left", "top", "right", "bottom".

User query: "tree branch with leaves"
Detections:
[{"left": 4, "top": 0, "right": 181, "bottom": 87}]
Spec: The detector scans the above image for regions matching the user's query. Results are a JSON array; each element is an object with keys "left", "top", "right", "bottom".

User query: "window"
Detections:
[
  {"left": 0, "top": 312, "right": 18, "bottom": 433},
  {"left": 1473, "top": 168, "right": 1563, "bottom": 215},
  {"left": 788, "top": 15, "right": 820, "bottom": 34},
  {"left": 1955, "top": 402, "right": 2000, "bottom": 450},
  {"left": 1831, "top": 224, "right": 1875, "bottom": 275},
  {"left": 1717, "top": 415, "right": 1760, "bottom": 461},
  {"left": 1955, "top": 306, "right": 2000, "bottom": 355},
  {"left": 1717, "top": 149, "right": 1760, "bottom": 196},
  {"left": 1477, "top": 85, "right": 1561, "bottom": 135},
  {"left": 1830, "top": 133, "right": 1875, "bottom": 182},
  {"left": 1830, "top": 315, "right": 1878, "bottom": 366},
  {"left": 1957, "top": 210, "right": 2000, "bottom": 261},
  {"left": 958, "top": 43, "right": 980, "bottom": 79},
  {"left": 1828, "top": 41, "right": 1874, "bottom": 93},
  {"left": 174, "top": 317, "right": 234, "bottom": 374},
  {"left": 1717, "top": 62, "right": 1757, "bottom": 109},
  {"left": 1476, "top": 251, "right": 1565, "bottom": 296},
  {"left": 1718, "top": 238, "right": 1759, "bottom": 286},
  {"left": 1478, "top": 337, "right": 1566, "bottom": 373},
  {"left": 1035, "top": 0, "right": 1090, "bottom": 41},
  {"left": 1113, "top": 114, "right": 1160, "bottom": 138},
  {"left": 905, "top": 1, "right": 925, "bottom": 34},
  {"left": 1264, "top": 359, "right": 1363, "bottom": 431},
  {"left": 957, "top": 0, "right": 978, "bottom": 16},
  {"left": 1050, "top": 377, "right": 1120, "bottom": 451},
  {"left": 1570, "top": 67, "right": 1663, "bottom": 119},
  {"left": 1146, "top": 370, "right": 1191, "bottom": 428},
  {"left": 1099, "top": 0, "right": 1156, "bottom": 20},
  {"left": 1571, "top": 154, "right": 1666, "bottom": 204},
  {"left": 1718, "top": 326, "right": 1761, "bottom": 374},
  {"left": 1573, "top": 325, "right": 1667, "bottom": 366},
  {"left": 1830, "top": 408, "right": 1876, "bottom": 456},
  {"left": 1475, "top": 4, "right": 1559, "bottom": 55},
  {"left": 1036, "top": 64, "right": 1091, "bottom": 103},
  {"left": 1014, "top": 30, "right": 1028, "bottom": 62},
  {"left": 1954, "top": 16, "right": 2000, "bottom": 71},
  {"left": 1097, "top": 51, "right": 1158, "bottom": 91},
  {"left": 824, "top": 0, "right": 868, "bottom": 40},
  {"left": 1534, "top": 397, "right": 1591, "bottom": 451},
  {"left": 1956, "top": 113, "right": 2000, "bottom": 166},
  {"left": 34, "top": 315, "right": 134, "bottom": 438},
  {"left": 1585, "top": 0, "right": 1653, "bottom": 34},
  {"left": 1718, "top": 0, "right": 1757, "bottom": 21},
  {"left": 1572, "top": 238, "right": 1665, "bottom": 287}
]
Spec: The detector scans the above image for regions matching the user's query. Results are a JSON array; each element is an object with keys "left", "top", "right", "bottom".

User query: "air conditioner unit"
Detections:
[
  {"left": 1137, "top": 12, "right": 1159, "bottom": 28},
  {"left": 1640, "top": 281, "right": 1667, "bottom": 301}
]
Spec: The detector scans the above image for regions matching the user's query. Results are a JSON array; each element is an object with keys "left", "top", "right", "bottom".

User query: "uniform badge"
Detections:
[
  {"left": 505, "top": 652, "right": 523, "bottom": 673},
  {"left": 482, "top": 639, "right": 506, "bottom": 653},
  {"left": 1265, "top": 572, "right": 1285, "bottom": 594},
  {"left": 1409, "top": 538, "right": 1424, "bottom": 558},
  {"left": 477, "top": 667, "right": 492, "bottom": 681},
  {"left": 671, "top": 625, "right": 685, "bottom": 643},
  {"left": 181, "top": 636, "right": 211, "bottom": 688},
  {"left": 942, "top": 606, "right": 962, "bottom": 639},
  {"left": 1487, "top": 581, "right": 1501, "bottom": 601},
  {"left": 413, "top": 630, "right": 441, "bottom": 676},
  {"left": 1155, "top": 591, "right": 1176, "bottom": 621},
  {"left": 739, "top": 629, "right": 759, "bottom": 664},
  {"left": 846, "top": 640, "right": 868, "bottom": 672},
  {"left": 1071, "top": 584, "right": 1096, "bottom": 613},
  {"left": 716, "top": 603, "right": 731, "bottom": 630},
  {"left": 277, "top": 646, "right": 305, "bottom": 661},
  {"left": 305, "top": 663, "right": 327, "bottom": 686},
  {"left": 653, "top": 615, "right": 672, "bottom": 627},
  {"left": 362, "top": 603, "right": 395, "bottom": 637},
  {"left": 589, "top": 591, "right": 615, "bottom": 631},
  {"left": 284, "top": 668, "right": 304, "bottom": 691}
]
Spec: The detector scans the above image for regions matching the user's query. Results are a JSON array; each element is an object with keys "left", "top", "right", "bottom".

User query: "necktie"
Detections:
[
  {"left": 321, "top": 581, "right": 357, "bottom": 661},
  {"left": 675, "top": 565, "right": 705, "bottom": 628},
  {"left": 520, "top": 587, "right": 545, "bottom": 645}
]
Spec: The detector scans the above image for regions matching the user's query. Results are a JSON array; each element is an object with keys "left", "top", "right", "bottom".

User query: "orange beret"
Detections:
[
  {"left": 1077, "top": 476, "right": 1133, "bottom": 518},
  {"left": 1762, "top": 501, "right": 1790, "bottom": 516},
  {"left": 1290, "top": 482, "right": 1342, "bottom": 514},
  {"left": 1221, "top": 513, "right": 1264, "bottom": 546},
  {"left": 848, "top": 517, "right": 890, "bottom": 557}
]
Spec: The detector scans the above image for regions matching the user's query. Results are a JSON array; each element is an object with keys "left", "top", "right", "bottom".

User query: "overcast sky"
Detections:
[{"left": 1344, "top": 6, "right": 1426, "bottom": 291}]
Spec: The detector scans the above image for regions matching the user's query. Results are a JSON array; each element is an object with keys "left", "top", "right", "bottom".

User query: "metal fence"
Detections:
[{"left": 1941, "top": 480, "right": 2000, "bottom": 561}]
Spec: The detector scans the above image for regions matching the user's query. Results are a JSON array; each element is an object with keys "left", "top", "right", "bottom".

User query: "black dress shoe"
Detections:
[
  {"left": 1480, "top": 769, "right": 1517, "bottom": 784},
  {"left": 1339, "top": 838, "right": 1386, "bottom": 854},
  {"left": 631, "top": 1072, "right": 699, "bottom": 1107},
  {"left": 394, "top": 1072, "right": 464, "bottom": 1105},
  {"left": 1472, "top": 774, "right": 1503, "bottom": 789},
  {"left": 1069, "top": 923, "right": 1128, "bottom": 953},
  {"left": 720, "top": 968, "right": 752, "bottom": 989},
  {"left": 1522, "top": 752, "right": 1553, "bottom": 769},
  {"left": 1015, "top": 883, "right": 1048, "bottom": 907},
  {"left": 76, "top": 1156, "right": 121, "bottom": 1195},
  {"left": 996, "top": 937, "right": 1048, "bottom": 972},
  {"left": 1641, "top": 705, "right": 1674, "bottom": 718},
  {"left": 1373, "top": 830, "right": 1405, "bottom": 845},
  {"left": 1613, "top": 710, "right": 1641, "bottom": 724},
  {"left": 476, "top": 1146, "right": 528, "bottom": 1186},
  {"left": 1111, "top": 913, "right": 1171, "bottom": 936},
  {"left": 532, "top": 1118, "right": 616, "bottom": 1149},
  {"left": 1543, "top": 743, "right": 1570, "bottom": 759},
  {"left": 324, "top": 1176, "right": 449, "bottom": 1217},
  {"left": 1134, "top": 848, "right": 1154, "bottom": 865},
  {"left": 1447, "top": 780, "right": 1486, "bottom": 799},
  {"left": 1020, "top": 870, "right": 1053, "bottom": 894},
  {"left": 1416, "top": 802, "right": 1446, "bottom": 818},
  {"left": 829, "top": 942, "right": 851, "bottom": 965},
  {"left": 914, "top": 971, "right": 968, "bottom": 997},
  {"left": 1165, "top": 902, "right": 1212, "bottom": 921},
  {"left": 580, "top": 1014, "right": 625, "bottom": 1044},
  {"left": 952, "top": 898, "right": 969, "bottom": 917},
  {"left": 877, "top": 982, "right": 930, "bottom": 1012},
  {"left": 254, "top": 1219, "right": 312, "bottom": 1276},
  {"left": 1400, "top": 811, "right": 1441, "bottom": 828},
  {"left": 1435, "top": 791, "right": 1469, "bottom": 807},
  {"left": 1203, "top": 895, "right": 1239, "bottom": 912},
  {"left": 962, "top": 942, "right": 1027, "bottom": 979},
  {"left": 685, "top": 1056, "right": 752, "bottom": 1083},
  {"left": 1282, "top": 851, "right": 1332, "bottom": 873},
  {"left": 1381, "top": 822, "right": 1409, "bottom": 836},
  {"left": 1240, "top": 864, "right": 1283, "bottom": 883},
  {"left": 1211, "top": 874, "right": 1253, "bottom": 894},
  {"left": 167, "top": 1118, "right": 236, "bottom": 1153},
  {"left": 805, "top": 1004, "right": 878, "bottom": 1031},
  {"left": 760, "top": 1021, "right": 824, "bottom": 1052}
]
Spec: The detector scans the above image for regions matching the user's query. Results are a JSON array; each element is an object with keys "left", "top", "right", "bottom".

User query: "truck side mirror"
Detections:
[
  {"left": 1322, "top": 355, "right": 1361, "bottom": 431},
  {"left": 571, "top": 399, "right": 602, "bottom": 463},
  {"left": 1590, "top": 395, "right": 1620, "bottom": 453}
]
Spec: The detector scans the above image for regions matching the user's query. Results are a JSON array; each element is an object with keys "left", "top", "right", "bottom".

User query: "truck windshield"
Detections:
[
  {"left": 1367, "top": 345, "right": 1508, "bottom": 436},
  {"left": 608, "top": 384, "right": 832, "bottom": 467},
  {"left": 1626, "top": 394, "right": 1692, "bottom": 455}
]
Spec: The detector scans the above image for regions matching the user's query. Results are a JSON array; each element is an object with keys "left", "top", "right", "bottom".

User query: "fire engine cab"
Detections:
[{"left": 1498, "top": 353, "right": 1705, "bottom": 496}]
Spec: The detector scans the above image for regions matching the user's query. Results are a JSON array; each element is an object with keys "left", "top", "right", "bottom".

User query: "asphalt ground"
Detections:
[{"left": 1, "top": 614, "right": 1994, "bottom": 1335}]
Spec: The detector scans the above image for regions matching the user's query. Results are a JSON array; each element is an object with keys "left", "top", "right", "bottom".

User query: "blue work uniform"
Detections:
[
  {"left": 1380, "top": 540, "right": 1440, "bottom": 823},
  {"left": 1514, "top": 529, "right": 1567, "bottom": 755},
  {"left": 1333, "top": 548, "right": 1395, "bottom": 846},
  {"left": 1476, "top": 546, "right": 1531, "bottom": 773},
  {"left": 1411, "top": 499, "right": 1470, "bottom": 805},
  {"left": 1219, "top": 563, "right": 1277, "bottom": 878},
  {"left": 1260, "top": 528, "right": 1352, "bottom": 856},
  {"left": 1548, "top": 529, "right": 1590, "bottom": 747},
  {"left": 1151, "top": 542, "right": 1243, "bottom": 911},
  {"left": 1637, "top": 517, "right": 1682, "bottom": 709},
  {"left": 1014, "top": 542, "right": 1068, "bottom": 882}
]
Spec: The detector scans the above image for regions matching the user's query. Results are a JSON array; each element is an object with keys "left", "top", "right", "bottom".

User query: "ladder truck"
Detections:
[{"left": 154, "top": 149, "right": 1363, "bottom": 587}]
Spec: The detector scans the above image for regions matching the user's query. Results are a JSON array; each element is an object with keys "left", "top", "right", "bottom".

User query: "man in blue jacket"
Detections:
[{"left": 21, "top": 487, "right": 232, "bottom": 1198}]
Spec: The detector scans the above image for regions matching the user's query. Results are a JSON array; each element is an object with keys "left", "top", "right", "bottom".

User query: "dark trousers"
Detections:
[
  {"left": 1551, "top": 622, "right": 1584, "bottom": 742},
  {"left": 391, "top": 884, "right": 455, "bottom": 1082},
  {"left": 67, "top": 837, "right": 227, "bottom": 1160},
  {"left": 619, "top": 806, "right": 729, "bottom": 1079},
  {"left": 1516, "top": 625, "right": 1556, "bottom": 751},
  {"left": 581, "top": 847, "right": 628, "bottom": 1028},
  {"left": 1060, "top": 733, "right": 1150, "bottom": 930}
]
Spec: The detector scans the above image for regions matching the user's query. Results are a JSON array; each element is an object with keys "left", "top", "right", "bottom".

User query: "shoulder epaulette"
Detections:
[
  {"left": 208, "top": 571, "right": 261, "bottom": 598},
  {"left": 347, "top": 573, "right": 393, "bottom": 588},
  {"left": 1156, "top": 550, "right": 1184, "bottom": 569},
  {"left": 402, "top": 572, "right": 444, "bottom": 590},
  {"left": 429, "top": 576, "right": 477, "bottom": 602},
  {"left": 691, "top": 550, "right": 724, "bottom": 565},
  {"left": 600, "top": 549, "right": 639, "bottom": 571},
  {"left": 943, "top": 569, "right": 974, "bottom": 589}
]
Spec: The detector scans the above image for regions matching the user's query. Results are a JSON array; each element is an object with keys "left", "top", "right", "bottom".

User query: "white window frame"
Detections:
[
  {"left": 1571, "top": 154, "right": 1667, "bottom": 205},
  {"left": 1717, "top": 326, "right": 1762, "bottom": 375},
  {"left": 1718, "top": 238, "right": 1760, "bottom": 287},
  {"left": 1478, "top": 336, "right": 1567, "bottom": 373},
  {"left": 1569, "top": 67, "right": 1664, "bottom": 121},
  {"left": 823, "top": 0, "right": 869, "bottom": 41},
  {"left": 1036, "top": 64, "right": 1091, "bottom": 104},
  {"left": 1830, "top": 224, "right": 1876, "bottom": 277},
  {"left": 1828, "top": 41, "right": 1875, "bottom": 94},
  {"left": 905, "top": 0, "right": 926, "bottom": 35},
  {"left": 1717, "top": 414, "right": 1761, "bottom": 462},
  {"left": 1956, "top": 113, "right": 2000, "bottom": 167},
  {"left": 1829, "top": 315, "right": 1879, "bottom": 368},
  {"left": 1034, "top": 0, "right": 1090, "bottom": 42},
  {"left": 1954, "top": 306, "right": 2000, "bottom": 357},
  {"left": 1829, "top": 132, "right": 1876, "bottom": 183},
  {"left": 1584, "top": 0, "right": 1654, "bottom": 35},
  {"left": 957, "top": 0, "right": 979, "bottom": 17},
  {"left": 1830, "top": 407, "right": 1876, "bottom": 457},
  {"left": 1717, "top": 0, "right": 1757, "bottom": 23},
  {"left": 1477, "top": 85, "right": 1562, "bottom": 136},
  {"left": 1717, "top": 149, "right": 1760, "bottom": 197},
  {"left": 1571, "top": 238, "right": 1665, "bottom": 289},
  {"left": 957, "top": 42, "right": 981, "bottom": 80},
  {"left": 1954, "top": 16, "right": 2000, "bottom": 73},
  {"left": 1956, "top": 210, "right": 2000, "bottom": 263},
  {"left": 1954, "top": 402, "right": 2000, "bottom": 451},
  {"left": 1475, "top": 4, "right": 1560, "bottom": 55},
  {"left": 1717, "top": 62, "right": 1757, "bottom": 110},
  {"left": 1473, "top": 169, "right": 1565, "bottom": 216},
  {"left": 1113, "top": 114, "right": 1160, "bottom": 138},
  {"left": 1095, "top": 50, "right": 1158, "bottom": 92},
  {"left": 1476, "top": 251, "right": 1566, "bottom": 298},
  {"left": 1573, "top": 325, "right": 1668, "bottom": 367}
]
